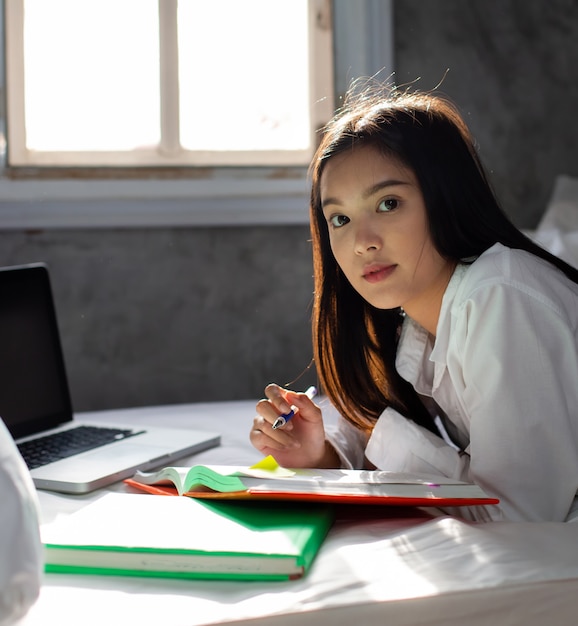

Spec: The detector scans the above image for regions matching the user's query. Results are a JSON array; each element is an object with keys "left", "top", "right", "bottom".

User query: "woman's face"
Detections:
[{"left": 319, "top": 144, "right": 455, "bottom": 334}]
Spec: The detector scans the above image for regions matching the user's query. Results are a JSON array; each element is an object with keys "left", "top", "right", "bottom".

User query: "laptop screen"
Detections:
[{"left": 0, "top": 263, "right": 73, "bottom": 439}]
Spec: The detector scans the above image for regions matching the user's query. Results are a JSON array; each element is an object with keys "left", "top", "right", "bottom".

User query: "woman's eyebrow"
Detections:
[
  {"left": 362, "top": 179, "right": 411, "bottom": 200},
  {"left": 321, "top": 179, "right": 411, "bottom": 210}
]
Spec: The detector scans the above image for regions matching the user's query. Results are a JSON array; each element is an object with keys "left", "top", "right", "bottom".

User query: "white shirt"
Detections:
[
  {"left": 0, "top": 419, "right": 42, "bottom": 625},
  {"left": 328, "top": 243, "right": 578, "bottom": 522}
]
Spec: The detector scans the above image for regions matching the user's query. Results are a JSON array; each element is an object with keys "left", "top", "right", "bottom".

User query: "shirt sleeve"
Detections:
[
  {"left": 363, "top": 407, "right": 501, "bottom": 521},
  {"left": 326, "top": 414, "right": 370, "bottom": 469},
  {"left": 454, "top": 280, "right": 578, "bottom": 522},
  {"left": 0, "top": 420, "right": 43, "bottom": 625}
]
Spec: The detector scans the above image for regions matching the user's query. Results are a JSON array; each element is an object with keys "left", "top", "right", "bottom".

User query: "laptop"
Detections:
[{"left": 0, "top": 262, "right": 221, "bottom": 494}]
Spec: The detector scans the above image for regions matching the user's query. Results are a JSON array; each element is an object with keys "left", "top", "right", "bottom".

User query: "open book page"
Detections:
[
  {"left": 232, "top": 462, "right": 488, "bottom": 499},
  {"left": 133, "top": 465, "right": 252, "bottom": 496},
  {"left": 235, "top": 476, "right": 490, "bottom": 499},
  {"left": 132, "top": 458, "right": 299, "bottom": 495}
]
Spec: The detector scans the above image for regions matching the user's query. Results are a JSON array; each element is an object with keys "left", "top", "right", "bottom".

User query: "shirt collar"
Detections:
[{"left": 396, "top": 263, "right": 469, "bottom": 393}]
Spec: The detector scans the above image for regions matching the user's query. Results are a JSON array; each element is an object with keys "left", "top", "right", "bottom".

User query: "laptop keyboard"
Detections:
[{"left": 18, "top": 425, "right": 143, "bottom": 470}]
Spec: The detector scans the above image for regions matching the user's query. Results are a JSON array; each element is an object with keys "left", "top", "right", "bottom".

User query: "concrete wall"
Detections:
[
  {"left": 1, "top": 225, "right": 316, "bottom": 411},
  {"left": 1, "top": 0, "right": 577, "bottom": 412},
  {"left": 394, "top": 0, "right": 578, "bottom": 228}
]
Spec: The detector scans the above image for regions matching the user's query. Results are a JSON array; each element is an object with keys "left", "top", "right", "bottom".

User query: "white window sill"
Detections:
[{"left": 0, "top": 178, "right": 310, "bottom": 229}]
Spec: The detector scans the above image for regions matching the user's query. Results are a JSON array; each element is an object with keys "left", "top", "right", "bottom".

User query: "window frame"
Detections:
[
  {"left": 0, "top": 0, "right": 393, "bottom": 229},
  {"left": 5, "top": 0, "right": 333, "bottom": 169}
]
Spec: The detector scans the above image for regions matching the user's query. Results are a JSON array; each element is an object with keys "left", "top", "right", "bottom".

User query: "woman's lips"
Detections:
[{"left": 362, "top": 264, "right": 397, "bottom": 284}]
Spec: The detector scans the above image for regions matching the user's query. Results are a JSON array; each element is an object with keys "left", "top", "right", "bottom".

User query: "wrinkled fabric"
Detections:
[
  {"left": 0, "top": 419, "right": 42, "bottom": 625},
  {"left": 329, "top": 244, "right": 578, "bottom": 522}
]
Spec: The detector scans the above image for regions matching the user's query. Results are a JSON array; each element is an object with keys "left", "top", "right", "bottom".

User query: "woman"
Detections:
[{"left": 250, "top": 87, "right": 578, "bottom": 522}]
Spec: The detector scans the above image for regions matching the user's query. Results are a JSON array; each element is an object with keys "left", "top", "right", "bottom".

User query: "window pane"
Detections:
[
  {"left": 22, "top": 0, "right": 160, "bottom": 152},
  {"left": 177, "top": 0, "right": 310, "bottom": 153}
]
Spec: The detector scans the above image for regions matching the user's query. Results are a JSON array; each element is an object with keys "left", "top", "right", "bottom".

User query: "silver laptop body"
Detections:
[{"left": 0, "top": 262, "right": 220, "bottom": 494}]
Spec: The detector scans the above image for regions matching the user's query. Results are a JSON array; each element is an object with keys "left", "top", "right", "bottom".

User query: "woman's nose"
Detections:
[{"left": 354, "top": 218, "right": 382, "bottom": 255}]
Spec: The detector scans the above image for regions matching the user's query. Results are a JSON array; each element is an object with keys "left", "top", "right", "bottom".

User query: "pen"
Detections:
[{"left": 272, "top": 385, "right": 318, "bottom": 430}]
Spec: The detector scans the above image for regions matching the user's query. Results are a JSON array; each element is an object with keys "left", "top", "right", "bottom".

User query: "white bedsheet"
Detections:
[{"left": 15, "top": 400, "right": 578, "bottom": 626}]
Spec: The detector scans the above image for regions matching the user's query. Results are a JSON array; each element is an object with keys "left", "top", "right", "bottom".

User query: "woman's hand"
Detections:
[{"left": 250, "top": 383, "right": 338, "bottom": 468}]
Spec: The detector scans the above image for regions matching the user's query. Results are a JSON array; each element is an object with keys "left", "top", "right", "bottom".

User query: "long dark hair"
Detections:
[{"left": 309, "top": 87, "right": 578, "bottom": 434}]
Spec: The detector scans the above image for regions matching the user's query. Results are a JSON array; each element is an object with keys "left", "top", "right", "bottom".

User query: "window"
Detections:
[
  {"left": 0, "top": 0, "right": 392, "bottom": 228},
  {"left": 4, "top": 0, "right": 334, "bottom": 168}
]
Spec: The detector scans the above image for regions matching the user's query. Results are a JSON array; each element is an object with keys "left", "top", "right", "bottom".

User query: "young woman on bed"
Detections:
[{"left": 249, "top": 84, "right": 578, "bottom": 523}]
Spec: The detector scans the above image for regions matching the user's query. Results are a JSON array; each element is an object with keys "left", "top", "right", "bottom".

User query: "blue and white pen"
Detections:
[{"left": 272, "top": 385, "right": 318, "bottom": 430}]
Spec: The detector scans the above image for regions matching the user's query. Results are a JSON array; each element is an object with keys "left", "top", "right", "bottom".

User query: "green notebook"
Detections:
[{"left": 41, "top": 492, "right": 333, "bottom": 581}]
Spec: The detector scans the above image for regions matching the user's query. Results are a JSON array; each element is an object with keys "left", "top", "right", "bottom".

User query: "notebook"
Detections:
[
  {"left": 125, "top": 454, "right": 500, "bottom": 507},
  {"left": 0, "top": 262, "right": 220, "bottom": 494},
  {"left": 41, "top": 492, "right": 334, "bottom": 580}
]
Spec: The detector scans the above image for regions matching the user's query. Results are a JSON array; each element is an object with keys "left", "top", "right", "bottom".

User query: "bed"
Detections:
[{"left": 16, "top": 397, "right": 578, "bottom": 626}]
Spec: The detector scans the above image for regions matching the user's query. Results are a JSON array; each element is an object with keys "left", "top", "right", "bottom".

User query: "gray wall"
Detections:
[
  {"left": 2, "top": 0, "right": 577, "bottom": 412},
  {"left": 1, "top": 225, "right": 316, "bottom": 411},
  {"left": 394, "top": 0, "right": 578, "bottom": 228}
]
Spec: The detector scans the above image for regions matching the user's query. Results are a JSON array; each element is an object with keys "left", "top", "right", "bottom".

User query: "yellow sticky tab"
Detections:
[
  {"left": 250, "top": 455, "right": 280, "bottom": 471},
  {"left": 246, "top": 455, "right": 295, "bottom": 478}
]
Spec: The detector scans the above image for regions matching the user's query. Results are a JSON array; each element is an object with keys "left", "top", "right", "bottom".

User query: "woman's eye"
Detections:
[
  {"left": 329, "top": 214, "right": 350, "bottom": 228},
  {"left": 378, "top": 198, "right": 399, "bottom": 213}
]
